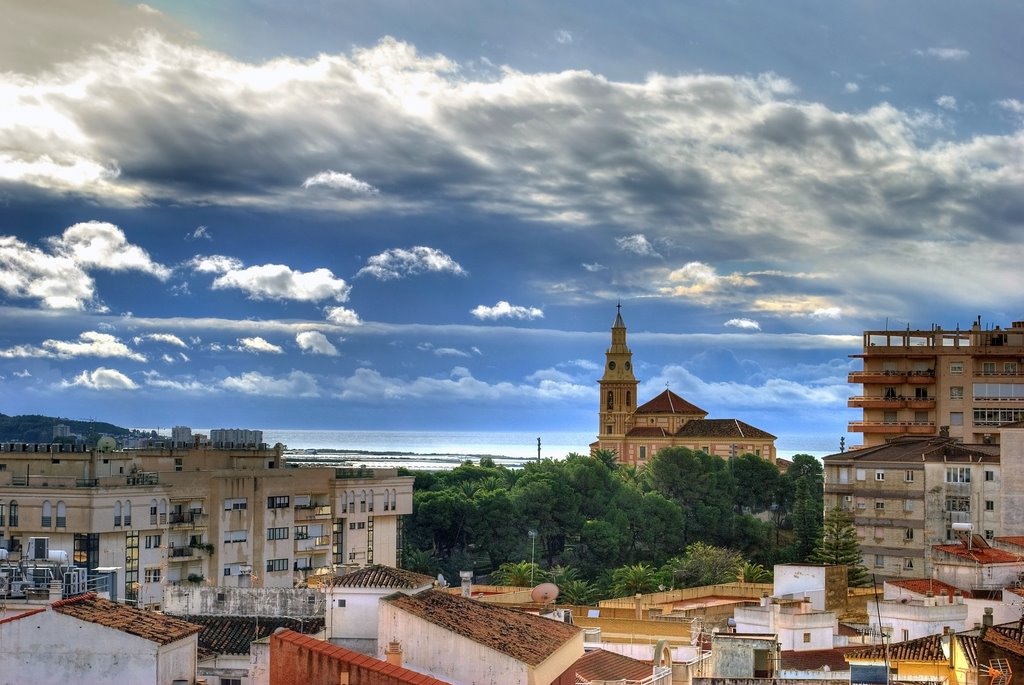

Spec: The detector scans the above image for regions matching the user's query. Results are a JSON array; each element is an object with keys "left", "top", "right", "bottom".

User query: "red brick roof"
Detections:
[
  {"left": 563, "top": 648, "right": 655, "bottom": 682},
  {"left": 185, "top": 615, "right": 324, "bottom": 657},
  {"left": 328, "top": 564, "right": 436, "bottom": 589},
  {"left": 822, "top": 436, "right": 999, "bottom": 464},
  {"left": 383, "top": 589, "right": 581, "bottom": 666},
  {"left": 846, "top": 633, "right": 946, "bottom": 662},
  {"left": 932, "top": 544, "right": 1022, "bottom": 564},
  {"left": 634, "top": 390, "right": 707, "bottom": 416},
  {"left": 50, "top": 593, "right": 201, "bottom": 645},
  {"left": 674, "top": 418, "right": 776, "bottom": 440},
  {"left": 887, "top": 578, "right": 971, "bottom": 599},
  {"left": 273, "top": 629, "right": 452, "bottom": 684}
]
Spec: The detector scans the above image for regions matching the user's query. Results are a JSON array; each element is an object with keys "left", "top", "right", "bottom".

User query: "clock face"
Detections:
[
  {"left": 624, "top": 361, "right": 631, "bottom": 370},
  {"left": 608, "top": 361, "right": 616, "bottom": 370}
]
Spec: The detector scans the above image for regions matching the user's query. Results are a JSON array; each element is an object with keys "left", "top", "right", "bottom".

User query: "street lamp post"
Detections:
[{"left": 528, "top": 529, "right": 537, "bottom": 586}]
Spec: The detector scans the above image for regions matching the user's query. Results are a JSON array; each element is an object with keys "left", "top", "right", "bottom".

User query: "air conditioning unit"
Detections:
[
  {"left": 238, "top": 565, "right": 252, "bottom": 576},
  {"left": 844, "top": 495, "right": 853, "bottom": 502},
  {"left": 983, "top": 435, "right": 993, "bottom": 445}
]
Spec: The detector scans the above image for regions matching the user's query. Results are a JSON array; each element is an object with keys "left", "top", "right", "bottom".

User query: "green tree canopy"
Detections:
[{"left": 811, "top": 506, "right": 870, "bottom": 587}]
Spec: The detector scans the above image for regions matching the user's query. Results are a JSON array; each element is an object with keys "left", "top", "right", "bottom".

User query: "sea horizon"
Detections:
[{"left": 137, "top": 426, "right": 834, "bottom": 464}]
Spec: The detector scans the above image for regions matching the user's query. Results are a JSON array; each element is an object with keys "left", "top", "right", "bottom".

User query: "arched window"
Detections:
[
  {"left": 56, "top": 501, "right": 67, "bottom": 528},
  {"left": 124, "top": 500, "right": 132, "bottom": 527},
  {"left": 606, "top": 390, "right": 614, "bottom": 409},
  {"left": 150, "top": 499, "right": 158, "bottom": 525},
  {"left": 626, "top": 390, "right": 631, "bottom": 407},
  {"left": 383, "top": 489, "right": 391, "bottom": 512},
  {"left": 391, "top": 489, "right": 397, "bottom": 511},
  {"left": 114, "top": 501, "right": 122, "bottom": 527},
  {"left": 360, "top": 490, "right": 367, "bottom": 513},
  {"left": 368, "top": 490, "right": 374, "bottom": 512},
  {"left": 9, "top": 500, "right": 19, "bottom": 527},
  {"left": 159, "top": 499, "right": 167, "bottom": 524},
  {"left": 42, "top": 500, "right": 52, "bottom": 527},
  {"left": 348, "top": 491, "right": 355, "bottom": 512}
]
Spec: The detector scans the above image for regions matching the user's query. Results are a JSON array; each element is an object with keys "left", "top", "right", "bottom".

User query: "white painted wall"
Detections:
[
  {"left": 0, "top": 608, "right": 196, "bottom": 684},
  {"left": 875, "top": 598, "right": 968, "bottom": 641},
  {"left": 774, "top": 565, "right": 827, "bottom": 610}
]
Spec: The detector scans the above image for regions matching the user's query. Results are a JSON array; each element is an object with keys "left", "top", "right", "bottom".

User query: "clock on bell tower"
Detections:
[{"left": 598, "top": 304, "right": 638, "bottom": 438}]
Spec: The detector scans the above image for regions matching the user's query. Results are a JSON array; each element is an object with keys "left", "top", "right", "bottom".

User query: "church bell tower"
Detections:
[{"left": 598, "top": 304, "right": 638, "bottom": 438}]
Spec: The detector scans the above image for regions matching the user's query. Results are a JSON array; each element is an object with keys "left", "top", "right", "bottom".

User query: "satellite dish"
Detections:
[
  {"left": 531, "top": 582, "right": 560, "bottom": 603},
  {"left": 96, "top": 436, "right": 117, "bottom": 452}
]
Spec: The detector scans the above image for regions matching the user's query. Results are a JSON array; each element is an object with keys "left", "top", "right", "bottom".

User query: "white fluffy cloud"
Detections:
[
  {"left": 237, "top": 337, "right": 284, "bottom": 354},
  {"left": 63, "top": 366, "right": 138, "bottom": 390},
  {"left": 296, "top": 331, "right": 339, "bottom": 356},
  {"left": 357, "top": 246, "right": 466, "bottom": 280},
  {"left": 0, "top": 222, "right": 169, "bottom": 309},
  {"left": 725, "top": 318, "right": 761, "bottom": 331},
  {"left": 133, "top": 333, "right": 188, "bottom": 348},
  {"left": 222, "top": 370, "right": 319, "bottom": 397},
  {"left": 324, "top": 306, "right": 362, "bottom": 326},
  {"left": 615, "top": 234, "right": 661, "bottom": 258},
  {"left": 191, "top": 257, "right": 351, "bottom": 302},
  {"left": 936, "top": 95, "right": 958, "bottom": 111},
  {"left": 302, "top": 170, "right": 379, "bottom": 194},
  {"left": 919, "top": 47, "right": 970, "bottom": 61},
  {"left": 471, "top": 301, "right": 544, "bottom": 321},
  {"left": 335, "top": 366, "right": 590, "bottom": 402},
  {"left": 0, "top": 331, "right": 146, "bottom": 361}
]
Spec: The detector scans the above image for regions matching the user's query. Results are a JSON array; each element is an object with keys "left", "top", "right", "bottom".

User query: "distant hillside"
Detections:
[{"left": 0, "top": 413, "right": 131, "bottom": 443}]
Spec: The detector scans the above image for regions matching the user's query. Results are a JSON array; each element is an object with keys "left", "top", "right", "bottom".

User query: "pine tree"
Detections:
[{"left": 811, "top": 506, "right": 869, "bottom": 587}]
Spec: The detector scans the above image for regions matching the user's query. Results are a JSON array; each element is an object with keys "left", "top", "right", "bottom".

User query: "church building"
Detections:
[{"left": 590, "top": 306, "right": 777, "bottom": 467}]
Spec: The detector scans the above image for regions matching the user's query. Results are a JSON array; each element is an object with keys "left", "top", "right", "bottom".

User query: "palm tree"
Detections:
[
  {"left": 547, "top": 564, "right": 580, "bottom": 586},
  {"left": 736, "top": 562, "right": 772, "bottom": 583},
  {"left": 560, "top": 579, "right": 597, "bottom": 606},
  {"left": 492, "top": 560, "right": 543, "bottom": 587},
  {"left": 610, "top": 562, "right": 659, "bottom": 597}
]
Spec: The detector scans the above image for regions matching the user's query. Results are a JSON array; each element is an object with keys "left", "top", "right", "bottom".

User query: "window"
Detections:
[
  {"left": 904, "top": 558, "right": 914, "bottom": 570},
  {"left": 224, "top": 566, "right": 232, "bottom": 576},
  {"left": 915, "top": 387, "right": 929, "bottom": 399},
  {"left": 945, "top": 496, "right": 970, "bottom": 512},
  {"left": 367, "top": 491, "right": 374, "bottom": 512},
  {"left": 144, "top": 568, "right": 161, "bottom": 583},
  {"left": 124, "top": 501, "right": 132, "bottom": 527},
  {"left": 1006, "top": 362, "right": 1019, "bottom": 375},
  {"left": 902, "top": 629, "right": 910, "bottom": 642},
  {"left": 174, "top": 458, "right": 183, "bottom": 472},
  {"left": 904, "top": 500, "right": 914, "bottom": 512},
  {"left": 606, "top": 391, "right": 613, "bottom": 409},
  {"left": 982, "top": 362, "right": 996, "bottom": 375},
  {"left": 114, "top": 501, "right": 122, "bottom": 527},
  {"left": 145, "top": 534, "right": 161, "bottom": 549},
  {"left": 946, "top": 467, "right": 971, "bottom": 483},
  {"left": 874, "top": 555, "right": 884, "bottom": 568},
  {"left": 56, "top": 501, "right": 66, "bottom": 528},
  {"left": 0, "top": 502, "right": 4, "bottom": 527},
  {"left": 914, "top": 411, "right": 928, "bottom": 423},
  {"left": 224, "top": 529, "right": 247, "bottom": 543},
  {"left": 159, "top": 499, "right": 166, "bottom": 525},
  {"left": 883, "top": 411, "right": 897, "bottom": 424},
  {"left": 701, "top": 446, "right": 709, "bottom": 454},
  {"left": 294, "top": 525, "right": 308, "bottom": 539},
  {"left": 41, "top": 500, "right": 52, "bottom": 527},
  {"left": 360, "top": 490, "right": 367, "bottom": 513},
  {"left": 639, "top": 445, "right": 647, "bottom": 460},
  {"left": 150, "top": 499, "right": 158, "bottom": 525},
  {"left": 856, "top": 469, "right": 866, "bottom": 481},
  {"left": 267, "top": 495, "right": 290, "bottom": 509},
  {"left": 8, "top": 501, "right": 17, "bottom": 527},
  {"left": 905, "top": 528, "right": 914, "bottom": 540},
  {"left": 950, "top": 386, "right": 964, "bottom": 400},
  {"left": 803, "top": 632, "right": 811, "bottom": 643},
  {"left": 336, "top": 599, "right": 347, "bottom": 608},
  {"left": 985, "top": 470, "right": 995, "bottom": 482},
  {"left": 875, "top": 471, "right": 885, "bottom": 481},
  {"left": 875, "top": 501, "right": 885, "bottom": 510},
  {"left": 950, "top": 361, "right": 964, "bottom": 375},
  {"left": 349, "top": 522, "right": 356, "bottom": 530},
  {"left": 358, "top": 522, "right": 365, "bottom": 529},
  {"left": 383, "top": 489, "right": 391, "bottom": 512},
  {"left": 266, "top": 558, "right": 288, "bottom": 572},
  {"left": 224, "top": 498, "right": 247, "bottom": 511},
  {"left": 606, "top": 424, "right": 613, "bottom": 435},
  {"left": 950, "top": 412, "right": 963, "bottom": 426},
  {"left": 267, "top": 527, "right": 289, "bottom": 540},
  {"left": 985, "top": 530, "right": 995, "bottom": 540},
  {"left": 986, "top": 500, "right": 995, "bottom": 511},
  {"left": 905, "top": 470, "right": 915, "bottom": 482},
  {"left": 884, "top": 386, "right": 897, "bottom": 399},
  {"left": 222, "top": 679, "right": 242, "bottom": 685}
]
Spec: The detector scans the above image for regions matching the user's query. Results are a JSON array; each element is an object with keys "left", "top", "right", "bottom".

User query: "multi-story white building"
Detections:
[
  {"left": 209, "top": 428, "right": 264, "bottom": 448},
  {"left": 848, "top": 319, "right": 1024, "bottom": 448},
  {"left": 0, "top": 442, "right": 413, "bottom": 608}
]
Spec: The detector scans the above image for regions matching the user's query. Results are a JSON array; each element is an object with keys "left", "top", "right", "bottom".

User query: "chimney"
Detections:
[
  {"left": 385, "top": 640, "right": 403, "bottom": 668},
  {"left": 983, "top": 607, "right": 994, "bottom": 628},
  {"left": 460, "top": 570, "right": 473, "bottom": 598},
  {"left": 635, "top": 593, "right": 643, "bottom": 620}
]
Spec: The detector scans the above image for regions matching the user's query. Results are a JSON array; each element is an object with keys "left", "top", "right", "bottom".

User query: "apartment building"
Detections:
[
  {"left": 0, "top": 442, "right": 413, "bottom": 607},
  {"left": 822, "top": 436, "right": 1001, "bottom": 579},
  {"left": 848, "top": 319, "right": 1024, "bottom": 448}
]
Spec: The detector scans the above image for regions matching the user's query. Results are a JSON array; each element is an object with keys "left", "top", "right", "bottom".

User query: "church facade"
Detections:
[{"left": 590, "top": 307, "right": 777, "bottom": 467}]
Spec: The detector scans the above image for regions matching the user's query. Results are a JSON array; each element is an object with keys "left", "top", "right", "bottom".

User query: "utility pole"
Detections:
[{"left": 537, "top": 437, "right": 541, "bottom": 462}]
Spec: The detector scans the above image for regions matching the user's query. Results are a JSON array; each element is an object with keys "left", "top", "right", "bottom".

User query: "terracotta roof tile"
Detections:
[
  {"left": 782, "top": 647, "right": 860, "bottom": 671},
  {"left": 565, "top": 648, "right": 654, "bottom": 682},
  {"left": 383, "top": 589, "right": 580, "bottom": 666},
  {"left": 624, "top": 427, "right": 670, "bottom": 438},
  {"left": 887, "top": 578, "right": 971, "bottom": 599},
  {"left": 634, "top": 390, "right": 707, "bottom": 416},
  {"left": 185, "top": 615, "right": 324, "bottom": 657},
  {"left": 273, "top": 629, "right": 452, "bottom": 684},
  {"left": 957, "top": 634, "right": 978, "bottom": 668},
  {"left": 932, "top": 544, "right": 1021, "bottom": 564},
  {"left": 983, "top": 626, "right": 1024, "bottom": 658},
  {"left": 674, "top": 418, "right": 776, "bottom": 440},
  {"left": 846, "top": 634, "right": 946, "bottom": 662},
  {"left": 994, "top": 536, "right": 1024, "bottom": 549},
  {"left": 822, "top": 437, "right": 999, "bottom": 464},
  {"left": 52, "top": 593, "right": 201, "bottom": 645},
  {"left": 328, "top": 564, "right": 436, "bottom": 589}
]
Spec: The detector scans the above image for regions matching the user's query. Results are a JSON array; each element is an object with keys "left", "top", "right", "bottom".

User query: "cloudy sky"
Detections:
[{"left": 1, "top": 1, "right": 1021, "bottom": 453}]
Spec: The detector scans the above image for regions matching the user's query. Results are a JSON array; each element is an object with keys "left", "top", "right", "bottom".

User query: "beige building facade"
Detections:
[
  {"left": 591, "top": 306, "right": 777, "bottom": 466},
  {"left": 0, "top": 443, "right": 413, "bottom": 607},
  {"left": 848, "top": 319, "right": 1024, "bottom": 448}
]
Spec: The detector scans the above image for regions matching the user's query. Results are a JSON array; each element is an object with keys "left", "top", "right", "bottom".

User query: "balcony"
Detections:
[
  {"left": 294, "top": 504, "right": 332, "bottom": 521},
  {"left": 848, "top": 421, "right": 936, "bottom": 435},
  {"left": 849, "top": 371, "right": 906, "bottom": 384},
  {"left": 167, "top": 546, "right": 195, "bottom": 560},
  {"left": 169, "top": 511, "right": 208, "bottom": 528},
  {"left": 295, "top": 535, "right": 331, "bottom": 553}
]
